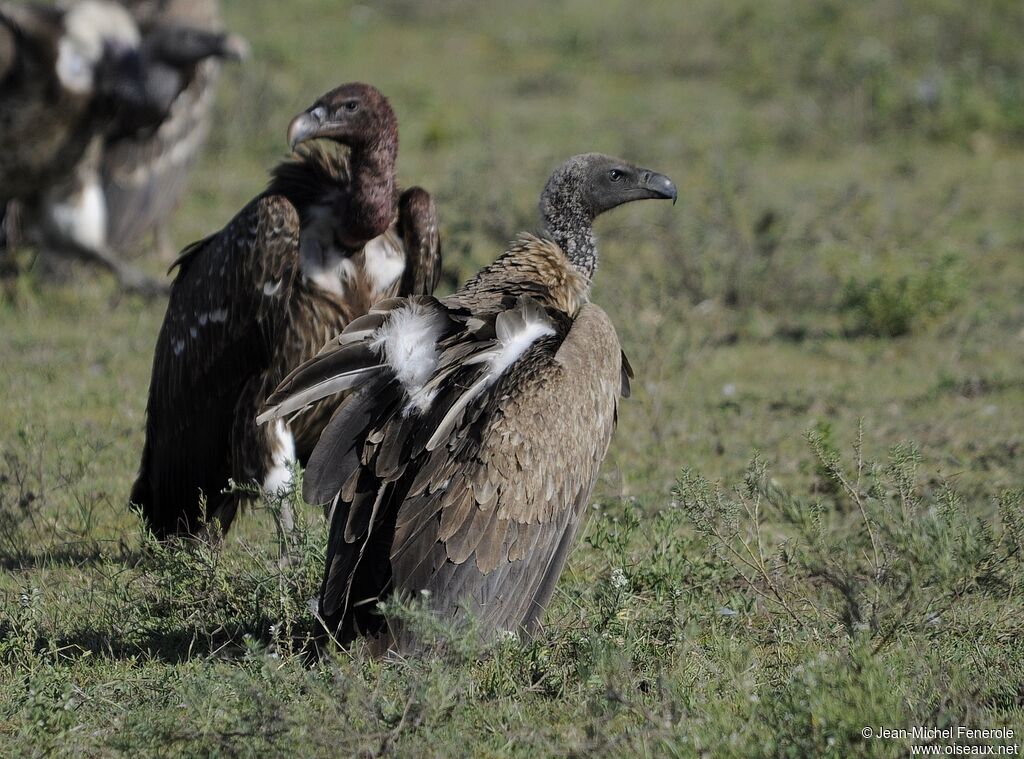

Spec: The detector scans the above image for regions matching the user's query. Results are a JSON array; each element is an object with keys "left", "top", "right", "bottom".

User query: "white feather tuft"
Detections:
[
  {"left": 425, "top": 300, "right": 555, "bottom": 451},
  {"left": 58, "top": 1, "right": 140, "bottom": 94},
  {"left": 262, "top": 421, "right": 296, "bottom": 495},
  {"left": 43, "top": 179, "right": 106, "bottom": 250},
  {"left": 489, "top": 311, "right": 555, "bottom": 376},
  {"left": 369, "top": 303, "right": 446, "bottom": 414},
  {"left": 362, "top": 231, "right": 406, "bottom": 294}
]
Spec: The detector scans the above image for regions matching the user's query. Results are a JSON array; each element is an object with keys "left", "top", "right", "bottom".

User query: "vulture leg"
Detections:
[
  {"left": 0, "top": 203, "right": 10, "bottom": 279},
  {"left": 155, "top": 223, "right": 177, "bottom": 263},
  {"left": 0, "top": 200, "right": 23, "bottom": 278}
]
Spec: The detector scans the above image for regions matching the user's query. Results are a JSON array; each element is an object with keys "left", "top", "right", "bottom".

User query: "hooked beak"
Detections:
[
  {"left": 287, "top": 105, "right": 340, "bottom": 151},
  {"left": 639, "top": 169, "right": 678, "bottom": 204},
  {"left": 220, "top": 33, "right": 250, "bottom": 62},
  {"left": 287, "top": 110, "right": 320, "bottom": 151}
]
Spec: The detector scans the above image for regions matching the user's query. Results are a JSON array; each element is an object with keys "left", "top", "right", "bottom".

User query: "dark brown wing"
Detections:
[
  {"left": 130, "top": 194, "right": 300, "bottom": 536},
  {"left": 0, "top": 14, "right": 14, "bottom": 83},
  {"left": 396, "top": 186, "right": 441, "bottom": 296}
]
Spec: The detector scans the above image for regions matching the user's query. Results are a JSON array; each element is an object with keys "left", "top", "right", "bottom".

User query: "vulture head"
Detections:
[
  {"left": 55, "top": 0, "right": 146, "bottom": 108},
  {"left": 287, "top": 82, "right": 398, "bottom": 154},
  {"left": 541, "top": 153, "right": 677, "bottom": 224},
  {"left": 540, "top": 153, "right": 676, "bottom": 277}
]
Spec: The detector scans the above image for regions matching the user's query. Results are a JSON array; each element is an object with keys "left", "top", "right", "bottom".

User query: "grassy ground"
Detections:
[{"left": 1, "top": 0, "right": 1023, "bottom": 755}]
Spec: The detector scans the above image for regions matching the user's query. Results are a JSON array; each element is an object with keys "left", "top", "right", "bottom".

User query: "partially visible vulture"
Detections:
[
  {"left": 0, "top": 0, "right": 153, "bottom": 286},
  {"left": 103, "top": 0, "right": 247, "bottom": 259},
  {"left": 258, "top": 153, "right": 677, "bottom": 650},
  {"left": 0, "top": 0, "right": 245, "bottom": 293},
  {"left": 131, "top": 82, "right": 442, "bottom": 538}
]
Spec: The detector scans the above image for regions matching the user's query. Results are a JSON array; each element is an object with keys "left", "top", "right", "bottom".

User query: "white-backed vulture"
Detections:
[
  {"left": 258, "top": 153, "right": 676, "bottom": 650},
  {"left": 131, "top": 83, "right": 442, "bottom": 538}
]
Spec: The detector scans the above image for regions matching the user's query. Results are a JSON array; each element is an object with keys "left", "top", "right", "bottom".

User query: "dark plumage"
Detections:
[
  {"left": 259, "top": 153, "right": 676, "bottom": 651},
  {"left": 131, "top": 82, "right": 441, "bottom": 539}
]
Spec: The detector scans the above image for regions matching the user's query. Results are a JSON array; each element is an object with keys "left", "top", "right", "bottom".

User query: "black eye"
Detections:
[
  {"left": 608, "top": 169, "right": 623, "bottom": 182},
  {"left": 344, "top": 100, "right": 360, "bottom": 112}
]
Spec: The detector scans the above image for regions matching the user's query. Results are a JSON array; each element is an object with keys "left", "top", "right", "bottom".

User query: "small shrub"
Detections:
[{"left": 840, "top": 253, "right": 961, "bottom": 336}]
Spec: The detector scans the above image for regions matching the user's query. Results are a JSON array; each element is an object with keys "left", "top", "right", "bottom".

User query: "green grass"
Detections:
[{"left": 2, "top": 0, "right": 1023, "bottom": 755}]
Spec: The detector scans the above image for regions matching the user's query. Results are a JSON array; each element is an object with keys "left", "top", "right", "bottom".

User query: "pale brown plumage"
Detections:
[
  {"left": 259, "top": 153, "right": 676, "bottom": 650},
  {"left": 131, "top": 83, "right": 441, "bottom": 538}
]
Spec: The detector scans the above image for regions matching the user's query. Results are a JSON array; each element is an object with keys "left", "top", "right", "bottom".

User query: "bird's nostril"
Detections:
[{"left": 642, "top": 172, "right": 650, "bottom": 182}]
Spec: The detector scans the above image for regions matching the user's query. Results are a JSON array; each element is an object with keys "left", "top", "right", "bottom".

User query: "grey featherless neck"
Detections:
[{"left": 539, "top": 162, "right": 599, "bottom": 280}]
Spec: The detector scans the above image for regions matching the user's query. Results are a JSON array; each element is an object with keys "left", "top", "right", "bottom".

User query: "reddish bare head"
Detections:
[{"left": 286, "top": 82, "right": 397, "bottom": 153}]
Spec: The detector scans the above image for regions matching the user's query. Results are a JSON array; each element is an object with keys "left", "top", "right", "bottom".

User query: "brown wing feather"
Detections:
[
  {"left": 396, "top": 186, "right": 441, "bottom": 296},
  {"left": 130, "top": 195, "right": 300, "bottom": 536},
  {"left": 310, "top": 301, "right": 623, "bottom": 646},
  {"left": 397, "top": 305, "right": 622, "bottom": 636}
]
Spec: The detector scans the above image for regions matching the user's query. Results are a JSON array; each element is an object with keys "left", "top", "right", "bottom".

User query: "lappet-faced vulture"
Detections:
[{"left": 131, "top": 83, "right": 441, "bottom": 538}]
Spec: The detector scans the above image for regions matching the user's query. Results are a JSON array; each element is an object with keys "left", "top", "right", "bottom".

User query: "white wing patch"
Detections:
[
  {"left": 369, "top": 302, "right": 447, "bottom": 415},
  {"left": 43, "top": 177, "right": 106, "bottom": 251},
  {"left": 425, "top": 298, "right": 556, "bottom": 451},
  {"left": 488, "top": 307, "right": 556, "bottom": 376}
]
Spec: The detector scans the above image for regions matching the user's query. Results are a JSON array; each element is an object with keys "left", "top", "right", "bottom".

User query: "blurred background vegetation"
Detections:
[{"left": 1, "top": 0, "right": 1022, "bottom": 755}]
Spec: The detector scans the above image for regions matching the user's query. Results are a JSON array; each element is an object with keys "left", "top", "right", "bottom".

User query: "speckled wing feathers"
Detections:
[{"left": 130, "top": 195, "right": 301, "bottom": 536}]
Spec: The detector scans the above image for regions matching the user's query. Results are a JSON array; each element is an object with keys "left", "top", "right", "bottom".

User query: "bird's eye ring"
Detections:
[
  {"left": 344, "top": 101, "right": 360, "bottom": 112},
  {"left": 608, "top": 169, "right": 623, "bottom": 182}
]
